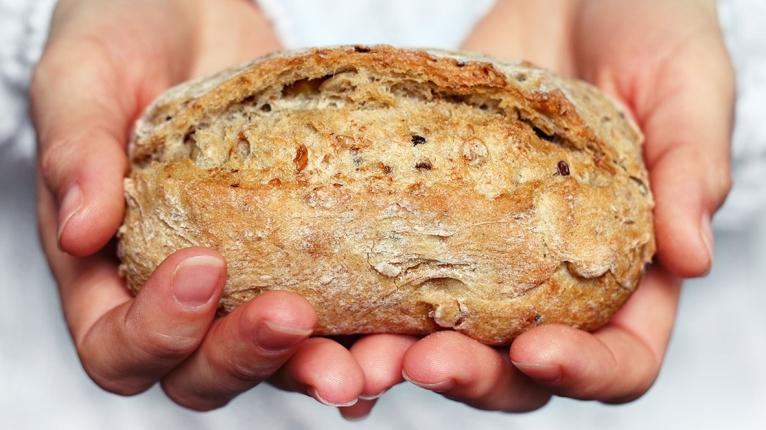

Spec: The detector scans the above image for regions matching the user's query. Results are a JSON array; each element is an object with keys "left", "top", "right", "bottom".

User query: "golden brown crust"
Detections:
[{"left": 118, "top": 45, "right": 654, "bottom": 345}]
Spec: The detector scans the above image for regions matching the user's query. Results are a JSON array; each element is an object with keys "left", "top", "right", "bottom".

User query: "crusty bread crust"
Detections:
[{"left": 118, "top": 45, "right": 654, "bottom": 345}]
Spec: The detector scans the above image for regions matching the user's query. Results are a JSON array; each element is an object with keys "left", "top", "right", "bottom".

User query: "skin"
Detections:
[
  {"left": 339, "top": 0, "right": 734, "bottom": 420},
  {"left": 31, "top": 0, "right": 733, "bottom": 420}
]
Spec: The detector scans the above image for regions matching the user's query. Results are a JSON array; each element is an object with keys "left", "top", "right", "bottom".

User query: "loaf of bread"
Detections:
[{"left": 118, "top": 45, "right": 654, "bottom": 345}]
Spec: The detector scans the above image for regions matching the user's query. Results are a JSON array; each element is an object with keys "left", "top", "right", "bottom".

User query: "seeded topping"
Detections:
[
  {"left": 415, "top": 161, "right": 432, "bottom": 170},
  {"left": 557, "top": 160, "right": 570, "bottom": 176},
  {"left": 411, "top": 134, "right": 427, "bottom": 146},
  {"left": 294, "top": 144, "right": 309, "bottom": 172}
]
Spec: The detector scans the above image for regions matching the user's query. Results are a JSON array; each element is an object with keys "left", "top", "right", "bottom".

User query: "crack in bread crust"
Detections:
[{"left": 119, "top": 45, "right": 655, "bottom": 345}]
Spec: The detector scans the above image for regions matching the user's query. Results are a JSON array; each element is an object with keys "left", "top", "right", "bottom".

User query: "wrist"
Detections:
[{"left": 190, "top": 0, "right": 281, "bottom": 76}]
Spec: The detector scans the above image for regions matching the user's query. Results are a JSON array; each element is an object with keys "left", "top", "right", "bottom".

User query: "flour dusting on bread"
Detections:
[{"left": 119, "top": 46, "right": 654, "bottom": 345}]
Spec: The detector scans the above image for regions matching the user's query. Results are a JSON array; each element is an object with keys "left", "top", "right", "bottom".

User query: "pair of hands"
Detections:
[{"left": 32, "top": 0, "right": 733, "bottom": 421}]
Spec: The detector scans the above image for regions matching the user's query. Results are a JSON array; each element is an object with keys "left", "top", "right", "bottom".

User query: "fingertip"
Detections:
[
  {"left": 237, "top": 291, "right": 316, "bottom": 356},
  {"left": 241, "top": 290, "right": 318, "bottom": 333},
  {"left": 510, "top": 324, "right": 660, "bottom": 401},
  {"left": 155, "top": 247, "right": 227, "bottom": 281},
  {"left": 56, "top": 182, "right": 83, "bottom": 242},
  {"left": 170, "top": 255, "right": 226, "bottom": 308},
  {"left": 401, "top": 331, "right": 478, "bottom": 391},
  {"left": 308, "top": 386, "right": 359, "bottom": 407},
  {"left": 57, "top": 190, "right": 124, "bottom": 257},
  {"left": 272, "top": 337, "right": 365, "bottom": 406},
  {"left": 358, "top": 389, "right": 388, "bottom": 401},
  {"left": 135, "top": 247, "right": 227, "bottom": 314},
  {"left": 510, "top": 324, "right": 576, "bottom": 362},
  {"left": 403, "top": 331, "right": 551, "bottom": 411},
  {"left": 400, "top": 332, "right": 448, "bottom": 384},
  {"left": 55, "top": 146, "right": 128, "bottom": 256},
  {"left": 655, "top": 212, "right": 712, "bottom": 278},
  {"left": 650, "top": 148, "right": 715, "bottom": 278},
  {"left": 509, "top": 324, "right": 586, "bottom": 384},
  {"left": 339, "top": 399, "right": 376, "bottom": 421},
  {"left": 349, "top": 334, "right": 416, "bottom": 397}
]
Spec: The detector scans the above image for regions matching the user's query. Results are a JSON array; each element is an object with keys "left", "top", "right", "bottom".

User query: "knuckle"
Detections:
[
  {"left": 136, "top": 330, "right": 200, "bottom": 362},
  {"left": 207, "top": 349, "right": 272, "bottom": 384},
  {"left": 79, "top": 355, "right": 149, "bottom": 397},
  {"left": 227, "top": 359, "right": 271, "bottom": 384},
  {"left": 203, "top": 337, "right": 278, "bottom": 385}
]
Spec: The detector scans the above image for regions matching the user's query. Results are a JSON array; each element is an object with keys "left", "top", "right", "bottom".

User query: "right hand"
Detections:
[
  {"left": 339, "top": 0, "right": 734, "bottom": 419},
  {"left": 32, "top": 0, "right": 368, "bottom": 411}
]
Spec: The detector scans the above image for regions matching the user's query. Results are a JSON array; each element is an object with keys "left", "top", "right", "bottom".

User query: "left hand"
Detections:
[{"left": 337, "top": 0, "right": 733, "bottom": 420}]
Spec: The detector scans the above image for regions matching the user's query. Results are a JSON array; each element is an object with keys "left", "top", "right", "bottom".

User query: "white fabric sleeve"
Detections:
[
  {"left": 716, "top": 0, "right": 766, "bottom": 228},
  {"left": 257, "top": 0, "right": 495, "bottom": 49},
  {"left": 0, "top": 0, "right": 56, "bottom": 160}
]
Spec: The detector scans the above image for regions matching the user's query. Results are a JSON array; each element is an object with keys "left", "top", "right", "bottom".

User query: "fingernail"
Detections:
[
  {"left": 700, "top": 214, "right": 714, "bottom": 267},
  {"left": 307, "top": 387, "right": 358, "bottom": 407},
  {"left": 401, "top": 370, "right": 454, "bottom": 392},
  {"left": 57, "top": 183, "right": 83, "bottom": 241},
  {"left": 255, "top": 320, "right": 312, "bottom": 353},
  {"left": 171, "top": 255, "right": 224, "bottom": 307},
  {"left": 512, "top": 361, "right": 561, "bottom": 383},
  {"left": 359, "top": 389, "right": 388, "bottom": 400}
]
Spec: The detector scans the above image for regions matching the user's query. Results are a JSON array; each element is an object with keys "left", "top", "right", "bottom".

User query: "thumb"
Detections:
[
  {"left": 31, "top": 40, "right": 132, "bottom": 257},
  {"left": 571, "top": 1, "right": 734, "bottom": 278},
  {"left": 641, "top": 40, "right": 734, "bottom": 277}
]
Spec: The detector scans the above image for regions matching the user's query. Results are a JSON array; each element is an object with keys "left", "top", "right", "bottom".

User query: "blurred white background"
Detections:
[{"left": 1, "top": 0, "right": 764, "bottom": 429}]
